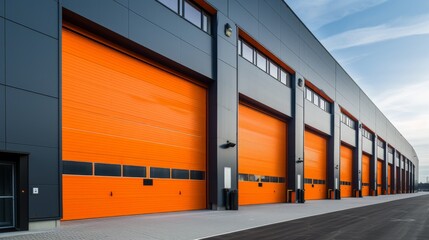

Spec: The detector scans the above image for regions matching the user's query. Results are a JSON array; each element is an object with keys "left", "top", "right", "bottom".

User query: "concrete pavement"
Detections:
[{"left": 1, "top": 192, "right": 427, "bottom": 240}]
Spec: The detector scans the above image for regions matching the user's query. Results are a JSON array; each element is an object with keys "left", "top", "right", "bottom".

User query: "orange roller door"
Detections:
[
  {"left": 340, "top": 145, "right": 353, "bottom": 198},
  {"left": 238, "top": 104, "right": 287, "bottom": 205},
  {"left": 377, "top": 160, "right": 383, "bottom": 195},
  {"left": 388, "top": 164, "right": 392, "bottom": 194},
  {"left": 304, "top": 130, "right": 327, "bottom": 200},
  {"left": 362, "top": 154, "right": 370, "bottom": 196},
  {"left": 62, "top": 28, "right": 207, "bottom": 220}
]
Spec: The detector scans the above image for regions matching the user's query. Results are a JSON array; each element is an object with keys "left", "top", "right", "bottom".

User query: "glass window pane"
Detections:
[
  {"left": 0, "top": 164, "right": 13, "bottom": 196},
  {"left": 184, "top": 0, "right": 201, "bottom": 28},
  {"left": 242, "top": 41, "right": 254, "bottom": 63},
  {"left": 203, "top": 13, "right": 211, "bottom": 33},
  {"left": 256, "top": 52, "right": 267, "bottom": 71},
  {"left": 313, "top": 94, "right": 319, "bottom": 106},
  {"left": 306, "top": 88, "right": 312, "bottom": 101},
  {"left": 280, "top": 70, "right": 287, "bottom": 85},
  {"left": 238, "top": 39, "right": 242, "bottom": 56},
  {"left": 269, "top": 61, "right": 278, "bottom": 79},
  {"left": 0, "top": 198, "right": 14, "bottom": 228},
  {"left": 158, "top": 0, "right": 178, "bottom": 13},
  {"left": 320, "top": 98, "right": 325, "bottom": 110}
]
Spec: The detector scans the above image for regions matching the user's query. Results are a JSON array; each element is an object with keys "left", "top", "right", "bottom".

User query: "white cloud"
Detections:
[
  {"left": 373, "top": 80, "right": 429, "bottom": 145},
  {"left": 322, "top": 15, "right": 429, "bottom": 50},
  {"left": 285, "top": 0, "right": 387, "bottom": 30}
]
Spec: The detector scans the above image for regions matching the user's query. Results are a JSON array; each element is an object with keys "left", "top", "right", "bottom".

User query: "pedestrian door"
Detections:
[{"left": 0, "top": 163, "right": 15, "bottom": 229}]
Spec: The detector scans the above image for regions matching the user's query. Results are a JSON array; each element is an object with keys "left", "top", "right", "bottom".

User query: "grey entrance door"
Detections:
[{"left": 0, "top": 163, "right": 15, "bottom": 229}]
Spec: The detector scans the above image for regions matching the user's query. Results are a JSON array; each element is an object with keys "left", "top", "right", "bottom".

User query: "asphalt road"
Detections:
[{"left": 205, "top": 194, "right": 429, "bottom": 240}]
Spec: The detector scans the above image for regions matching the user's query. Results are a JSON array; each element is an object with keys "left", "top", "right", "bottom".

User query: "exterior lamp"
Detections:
[{"left": 225, "top": 23, "right": 233, "bottom": 37}]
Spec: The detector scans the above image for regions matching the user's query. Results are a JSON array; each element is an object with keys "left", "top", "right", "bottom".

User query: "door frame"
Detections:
[{"left": 0, "top": 152, "right": 29, "bottom": 232}]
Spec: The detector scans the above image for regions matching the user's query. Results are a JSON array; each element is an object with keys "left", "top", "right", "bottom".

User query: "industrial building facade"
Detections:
[{"left": 0, "top": 0, "right": 419, "bottom": 232}]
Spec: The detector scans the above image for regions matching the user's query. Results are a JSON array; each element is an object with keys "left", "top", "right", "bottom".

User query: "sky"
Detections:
[{"left": 284, "top": 0, "right": 429, "bottom": 183}]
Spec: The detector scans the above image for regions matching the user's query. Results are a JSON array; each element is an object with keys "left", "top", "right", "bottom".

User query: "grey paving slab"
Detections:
[{"left": 0, "top": 193, "right": 426, "bottom": 240}]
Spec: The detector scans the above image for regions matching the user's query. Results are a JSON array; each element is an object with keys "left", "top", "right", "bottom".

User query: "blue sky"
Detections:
[{"left": 285, "top": 0, "right": 429, "bottom": 183}]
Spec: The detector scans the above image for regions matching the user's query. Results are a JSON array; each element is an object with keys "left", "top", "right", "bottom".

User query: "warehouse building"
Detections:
[{"left": 0, "top": 0, "right": 419, "bottom": 232}]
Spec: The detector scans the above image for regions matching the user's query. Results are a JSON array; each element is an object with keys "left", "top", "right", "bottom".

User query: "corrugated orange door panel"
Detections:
[
  {"left": 377, "top": 160, "right": 383, "bottom": 195},
  {"left": 340, "top": 145, "right": 353, "bottom": 198},
  {"left": 402, "top": 169, "right": 405, "bottom": 193},
  {"left": 362, "top": 154, "right": 370, "bottom": 197},
  {"left": 304, "top": 130, "right": 327, "bottom": 200},
  {"left": 388, "top": 164, "right": 392, "bottom": 194},
  {"left": 238, "top": 104, "right": 287, "bottom": 205},
  {"left": 62, "top": 28, "right": 207, "bottom": 220}
]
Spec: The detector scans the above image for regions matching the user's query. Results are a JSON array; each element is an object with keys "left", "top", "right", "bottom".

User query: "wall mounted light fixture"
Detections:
[
  {"left": 298, "top": 78, "right": 303, "bottom": 87},
  {"left": 225, "top": 23, "right": 233, "bottom": 37}
]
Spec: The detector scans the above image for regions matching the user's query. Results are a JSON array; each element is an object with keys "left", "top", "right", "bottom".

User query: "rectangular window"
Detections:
[
  {"left": 320, "top": 98, "right": 326, "bottom": 111},
  {"left": 256, "top": 52, "right": 267, "bottom": 71},
  {"left": 172, "top": 169, "right": 190, "bottom": 179},
  {"left": 313, "top": 94, "right": 319, "bottom": 106},
  {"left": 238, "top": 39, "right": 242, "bottom": 56},
  {"left": 157, "top": 0, "right": 210, "bottom": 34},
  {"left": 150, "top": 167, "right": 171, "bottom": 178},
  {"left": 202, "top": 13, "right": 210, "bottom": 33},
  {"left": 63, "top": 161, "right": 93, "bottom": 175},
  {"left": 190, "top": 170, "right": 205, "bottom": 180},
  {"left": 123, "top": 165, "right": 146, "bottom": 178},
  {"left": 269, "top": 61, "right": 278, "bottom": 79},
  {"left": 158, "top": 0, "right": 178, "bottom": 13},
  {"left": 95, "top": 163, "right": 121, "bottom": 177},
  {"left": 238, "top": 38, "right": 292, "bottom": 87},
  {"left": 242, "top": 41, "right": 254, "bottom": 63},
  {"left": 184, "top": 0, "right": 202, "bottom": 28},
  {"left": 239, "top": 174, "right": 249, "bottom": 181},
  {"left": 305, "top": 88, "right": 313, "bottom": 102},
  {"left": 280, "top": 70, "right": 288, "bottom": 85}
]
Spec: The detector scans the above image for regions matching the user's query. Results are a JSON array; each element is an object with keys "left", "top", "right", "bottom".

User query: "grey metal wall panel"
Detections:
[
  {"left": 130, "top": 0, "right": 211, "bottom": 55},
  {"left": 238, "top": 0, "right": 258, "bottom": 19},
  {"left": 304, "top": 101, "right": 331, "bottom": 136},
  {"left": 362, "top": 138, "right": 373, "bottom": 155},
  {"left": 217, "top": 60, "right": 237, "bottom": 140},
  {"left": 218, "top": 37, "right": 236, "bottom": 68},
  {"left": 114, "top": 0, "right": 128, "bottom": 8},
  {"left": 62, "top": 0, "right": 128, "bottom": 37},
  {"left": 0, "top": 0, "right": 4, "bottom": 17},
  {"left": 28, "top": 184, "right": 59, "bottom": 219},
  {"left": 6, "top": 143, "right": 58, "bottom": 185},
  {"left": 377, "top": 147, "right": 385, "bottom": 160},
  {"left": 0, "top": 85, "right": 4, "bottom": 142},
  {"left": 280, "top": 25, "right": 300, "bottom": 65},
  {"left": 179, "top": 40, "right": 212, "bottom": 78},
  {"left": 0, "top": 17, "right": 4, "bottom": 85},
  {"left": 129, "top": 12, "right": 181, "bottom": 64},
  {"left": 258, "top": 23, "right": 281, "bottom": 57},
  {"left": 5, "top": 87, "right": 58, "bottom": 148},
  {"left": 5, "top": 21, "right": 58, "bottom": 97},
  {"left": 340, "top": 123, "right": 356, "bottom": 147},
  {"left": 376, "top": 111, "right": 387, "bottom": 140},
  {"left": 238, "top": 58, "right": 292, "bottom": 116},
  {"left": 280, "top": 42, "right": 300, "bottom": 73},
  {"left": 387, "top": 122, "right": 397, "bottom": 147},
  {"left": 205, "top": 0, "right": 227, "bottom": 14},
  {"left": 336, "top": 67, "right": 359, "bottom": 117},
  {"left": 359, "top": 90, "right": 376, "bottom": 131},
  {"left": 259, "top": 0, "right": 280, "bottom": 39},
  {"left": 229, "top": 0, "right": 258, "bottom": 38},
  {"left": 5, "top": 0, "right": 58, "bottom": 38}
]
